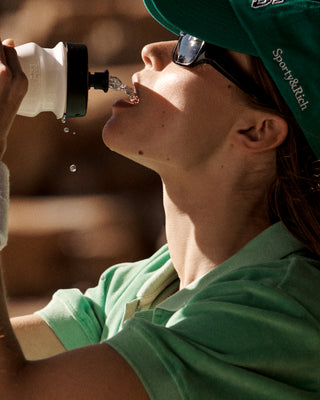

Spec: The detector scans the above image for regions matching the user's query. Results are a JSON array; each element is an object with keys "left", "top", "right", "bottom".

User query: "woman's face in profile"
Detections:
[{"left": 102, "top": 40, "right": 253, "bottom": 176}]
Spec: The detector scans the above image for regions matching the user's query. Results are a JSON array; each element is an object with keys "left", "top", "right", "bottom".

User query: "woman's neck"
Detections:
[{"left": 162, "top": 163, "right": 273, "bottom": 289}]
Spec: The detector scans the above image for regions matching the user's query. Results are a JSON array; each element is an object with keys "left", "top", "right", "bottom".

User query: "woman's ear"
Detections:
[{"left": 231, "top": 111, "right": 288, "bottom": 153}]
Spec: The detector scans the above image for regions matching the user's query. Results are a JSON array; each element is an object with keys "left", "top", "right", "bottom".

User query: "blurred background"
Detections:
[{"left": 0, "top": 0, "right": 176, "bottom": 316}]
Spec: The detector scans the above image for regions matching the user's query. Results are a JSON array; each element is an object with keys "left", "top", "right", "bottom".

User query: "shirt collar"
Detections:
[{"left": 159, "top": 222, "right": 305, "bottom": 311}]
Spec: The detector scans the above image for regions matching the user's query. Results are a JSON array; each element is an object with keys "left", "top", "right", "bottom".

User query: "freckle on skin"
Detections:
[{"left": 138, "top": 150, "right": 144, "bottom": 155}]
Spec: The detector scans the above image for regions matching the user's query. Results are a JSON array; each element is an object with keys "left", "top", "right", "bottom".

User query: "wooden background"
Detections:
[{"left": 0, "top": 0, "right": 175, "bottom": 314}]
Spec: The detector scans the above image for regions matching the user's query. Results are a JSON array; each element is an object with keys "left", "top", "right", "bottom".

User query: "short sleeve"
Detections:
[
  {"left": 36, "top": 263, "right": 122, "bottom": 349},
  {"left": 37, "top": 246, "right": 172, "bottom": 350},
  {"left": 37, "top": 285, "right": 106, "bottom": 350}
]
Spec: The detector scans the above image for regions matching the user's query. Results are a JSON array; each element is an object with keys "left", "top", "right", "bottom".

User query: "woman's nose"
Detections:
[{"left": 141, "top": 41, "right": 175, "bottom": 71}]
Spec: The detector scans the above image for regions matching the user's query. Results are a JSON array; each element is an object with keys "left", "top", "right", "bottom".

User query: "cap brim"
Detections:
[{"left": 143, "top": 0, "right": 257, "bottom": 55}]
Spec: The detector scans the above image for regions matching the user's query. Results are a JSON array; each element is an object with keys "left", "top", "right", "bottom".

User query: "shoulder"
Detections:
[{"left": 192, "top": 250, "right": 320, "bottom": 318}]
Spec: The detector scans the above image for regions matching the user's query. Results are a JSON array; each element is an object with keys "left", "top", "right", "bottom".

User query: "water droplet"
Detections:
[
  {"left": 69, "top": 164, "right": 77, "bottom": 173},
  {"left": 64, "top": 127, "right": 70, "bottom": 133},
  {"left": 61, "top": 114, "right": 67, "bottom": 124},
  {"left": 72, "top": 131, "right": 77, "bottom": 136},
  {"left": 125, "top": 87, "right": 134, "bottom": 96},
  {"left": 129, "top": 94, "right": 140, "bottom": 104},
  {"left": 108, "top": 76, "right": 122, "bottom": 91}
]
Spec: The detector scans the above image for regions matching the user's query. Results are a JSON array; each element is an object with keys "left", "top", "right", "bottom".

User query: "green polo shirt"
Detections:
[{"left": 38, "top": 222, "right": 320, "bottom": 399}]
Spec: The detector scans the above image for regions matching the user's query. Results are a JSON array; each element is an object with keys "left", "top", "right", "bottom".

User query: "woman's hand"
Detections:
[{"left": 0, "top": 38, "right": 28, "bottom": 158}]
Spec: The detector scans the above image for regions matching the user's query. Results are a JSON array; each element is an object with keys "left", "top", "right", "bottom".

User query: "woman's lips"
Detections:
[{"left": 112, "top": 98, "right": 137, "bottom": 108}]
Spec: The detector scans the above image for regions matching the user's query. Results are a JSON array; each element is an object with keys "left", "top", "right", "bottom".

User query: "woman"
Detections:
[{"left": 0, "top": 0, "right": 319, "bottom": 398}]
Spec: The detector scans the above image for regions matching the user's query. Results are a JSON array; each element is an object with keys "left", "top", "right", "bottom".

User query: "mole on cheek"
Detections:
[{"left": 138, "top": 150, "right": 144, "bottom": 155}]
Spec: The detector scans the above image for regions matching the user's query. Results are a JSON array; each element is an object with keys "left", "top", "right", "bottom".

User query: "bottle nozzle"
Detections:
[{"left": 88, "top": 70, "right": 109, "bottom": 93}]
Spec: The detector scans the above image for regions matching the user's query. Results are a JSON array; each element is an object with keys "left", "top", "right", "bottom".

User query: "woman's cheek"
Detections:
[{"left": 152, "top": 71, "right": 192, "bottom": 112}]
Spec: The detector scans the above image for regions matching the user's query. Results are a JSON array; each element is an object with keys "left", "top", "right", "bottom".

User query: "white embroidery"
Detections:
[
  {"left": 272, "top": 48, "right": 309, "bottom": 111},
  {"left": 251, "top": 0, "right": 284, "bottom": 9}
]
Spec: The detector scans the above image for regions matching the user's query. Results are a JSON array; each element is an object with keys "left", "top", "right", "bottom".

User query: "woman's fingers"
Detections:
[
  {"left": 0, "top": 39, "right": 27, "bottom": 105},
  {"left": 0, "top": 38, "right": 15, "bottom": 67},
  {"left": 2, "top": 39, "right": 14, "bottom": 47},
  {"left": 0, "top": 38, "right": 8, "bottom": 66},
  {"left": 0, "top": 38, "right": 28, "bottom": 158},
  {"left": 3, "top": 39, "right": 26, "bottom": 84}
]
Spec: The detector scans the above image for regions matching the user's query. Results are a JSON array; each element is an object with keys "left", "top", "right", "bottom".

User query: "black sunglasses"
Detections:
[{"left": 172, "top": 33, "right": 275, "bottom": 107}]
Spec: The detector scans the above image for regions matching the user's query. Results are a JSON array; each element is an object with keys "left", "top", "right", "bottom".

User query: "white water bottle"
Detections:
[{"left": 16, "top": 42, "right": 109, "bottom": 119}]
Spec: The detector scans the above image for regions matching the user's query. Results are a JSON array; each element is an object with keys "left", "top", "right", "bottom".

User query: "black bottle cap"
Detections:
[{"left": 65, "top": 43, "right": 88, "bottom": 118}]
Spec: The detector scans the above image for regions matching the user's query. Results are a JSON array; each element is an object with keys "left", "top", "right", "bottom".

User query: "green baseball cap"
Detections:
[{"left": 143, "top": 0, "right": 320, "bottom": 159}]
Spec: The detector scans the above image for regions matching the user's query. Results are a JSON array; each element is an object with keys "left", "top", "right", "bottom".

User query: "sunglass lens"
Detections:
[{"left": 175, "top": 35, "right": 203, "bottom": 64}]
